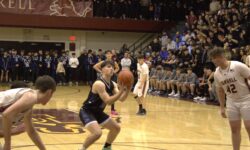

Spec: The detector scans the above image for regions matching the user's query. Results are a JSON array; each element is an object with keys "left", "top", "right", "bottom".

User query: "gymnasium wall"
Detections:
[{"left": 0, "top": 27, "right": 145, "bottom": 55}]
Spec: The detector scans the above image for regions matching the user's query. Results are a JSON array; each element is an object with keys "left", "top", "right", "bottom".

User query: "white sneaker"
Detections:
[
  {"left": 200, "top": 97, "right": 207, "bottom": 101},
  {"left": 193, "top": 96, "right": 201, "bottom": 100},
  {"left": 169, "top": 91, "right": 175, "bottom": 96},
  {"left": 174, "top": 93, "right": 180, "bottom": 97}
]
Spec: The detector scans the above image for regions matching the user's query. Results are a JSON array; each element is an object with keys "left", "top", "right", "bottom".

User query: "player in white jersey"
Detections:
[
  {"left": 0, "top": 75, "right": 56, "bottom": 150},
  {"left": 0, "top": 81, "right": 29, "bottom": 137},
  {"left": 133, "top": 55, "right": 149, "bottom": 115},
  {"left": 209, "top": 47, "right": 250, "bottom": 150}
]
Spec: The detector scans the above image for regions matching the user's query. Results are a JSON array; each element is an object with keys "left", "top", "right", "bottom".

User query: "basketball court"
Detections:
[{"left": 1, "top": 86, "right": 250, "bottom": 150}]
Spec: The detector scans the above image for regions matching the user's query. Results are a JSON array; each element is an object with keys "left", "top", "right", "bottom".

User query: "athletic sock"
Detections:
[
  {"left": 111, "top": 104, "right": 115, "bottom": 111},
  {"left": 104, "top": 143, "right": 112, "bottom": 148},
  {"left": 139, "top": 104, "right": 143, "bottom": 111}
]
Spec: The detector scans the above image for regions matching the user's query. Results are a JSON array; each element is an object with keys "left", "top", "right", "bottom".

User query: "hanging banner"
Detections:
[{"left": 0, "top": 0, "right": 93, "bottom": 17}]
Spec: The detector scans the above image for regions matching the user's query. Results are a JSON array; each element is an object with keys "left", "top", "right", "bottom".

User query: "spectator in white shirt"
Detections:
[
  {"left": 167, "top": 39, "right": 176, "bottom": 51},
  {"left": 160, "top": 32, "right": 169, "bottom": 48},
  {"left": 69, "top": 53, "right": 79, "bottom": 86},
  {"left": 121, "top": 51, "right": 131, "bottom": 70}
]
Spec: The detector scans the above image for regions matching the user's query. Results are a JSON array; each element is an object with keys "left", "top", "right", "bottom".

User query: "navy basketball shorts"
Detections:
[{"left": 79, "top": 108, "right": 110, "bottom": 127}]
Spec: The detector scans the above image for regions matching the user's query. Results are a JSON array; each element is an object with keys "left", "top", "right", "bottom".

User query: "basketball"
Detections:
[{"left": 118, "top": 70, "right": 134, "bottom": 89}]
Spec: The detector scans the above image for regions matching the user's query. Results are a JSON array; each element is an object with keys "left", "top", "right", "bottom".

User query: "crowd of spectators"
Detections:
[
  {"left": 93, "top": 0, "right": 210, "bottom": 21},
  {"left": 134, "top": 0, "right": 250, "bottom": 103}
]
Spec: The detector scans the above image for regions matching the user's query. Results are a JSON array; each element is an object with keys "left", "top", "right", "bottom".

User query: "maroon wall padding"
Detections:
[{"left": 0, "top": 13, "right": 175, "bottom": 32}]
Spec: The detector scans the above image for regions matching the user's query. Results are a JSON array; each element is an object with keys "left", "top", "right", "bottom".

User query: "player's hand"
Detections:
[
  {"left": 12, "top": 123, "right": 25, "bottom": 135},
  {"left": 118, "top": 83, "right": 126, "bottom": 91},
  {"left": 220, "top": 107, "right": 227, "bottom": 118}
]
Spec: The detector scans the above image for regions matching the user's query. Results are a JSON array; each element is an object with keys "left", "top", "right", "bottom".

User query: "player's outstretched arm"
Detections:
[
  {"left": 24, "top": 110, "right": 46, "bottom": 150},
  {"left": 94, "top": 81, "right": 125, "bottom": 105}
]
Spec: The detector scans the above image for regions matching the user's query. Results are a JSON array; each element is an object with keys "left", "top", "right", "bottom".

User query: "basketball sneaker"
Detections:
[
  {"left": 111, "top": 110, "right": 119, "bottom": 116},
  {"left": 168, "top": 91, "right": 175, "bottom": 96},
  {"left": 200, "top": 97, "right": 207, "bottom": 102},
  {"left": 102, "top": 147, "right": 112, "bottom": 150},
  {"left": 193, "top": 96, "right": 202, "bottom": 101},
  {"left": 173, "top": 93, "right": 180, "bottom": 97},
  {"left": 136, "top": 109, "right": 146, "bottom": 115}
]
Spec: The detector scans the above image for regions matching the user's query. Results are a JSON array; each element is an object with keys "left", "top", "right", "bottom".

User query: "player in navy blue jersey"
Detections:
[{"left": 79, "top": 60, "right": 129, "bottom": 150}]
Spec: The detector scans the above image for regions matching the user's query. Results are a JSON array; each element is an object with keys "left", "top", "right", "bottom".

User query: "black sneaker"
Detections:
[
  {"left": 136, "top": 109, "right": 141, "bottom": 115},
  {"left": 136, "top": 109, "right": 146, "bottom": 115}
]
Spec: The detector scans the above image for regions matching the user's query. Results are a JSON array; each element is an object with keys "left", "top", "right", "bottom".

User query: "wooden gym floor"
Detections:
[{"left": 1, "top": 86, "right": 250, "bottom": 150}]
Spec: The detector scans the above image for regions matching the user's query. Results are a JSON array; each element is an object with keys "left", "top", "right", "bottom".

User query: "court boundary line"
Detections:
[{"left": 11, "top": 141, "right": 250, "bottom": 150}]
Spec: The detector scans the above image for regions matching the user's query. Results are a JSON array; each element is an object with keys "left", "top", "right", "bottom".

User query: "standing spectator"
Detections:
[
  {"left": 44, "top": 52, "right": 52, "bottom": 76},
  {"left": 78, "top": 50, "right": 88, "bottom": 84},
  {"left": 121, "top": 51, "right": 131, "bottom": 70},
  {"left": 60, "top": 51, "right": 70, "bottom": 83},
  {"left": 56, "top": 60, "right": 66, "bottom": 85},
  {"left": 31, "top": 52, "right": 39, "bottom": 82},
  {"left": 37, "top": 50, "right": 44, "bottom": 77},
  {"left": 51, "top": 52, "right": 59, "bottom": 81},
  {"left": 19, "top": 50, "right": 25, "bottom": 81},
  {"left": 0, "top": 51, "right": 10, "bottom": 82},
  {"left": 10, "top": 50, "right": 20, "bottom": 81},
  {"left": 69, "top": 53, "right": 79, "bottom": 86},
  {"left": 22, "top": 52, "right": 32, "bottom": 82},
  {"left": 86, "top": 50, "right": 97, "bottom": 85},
  {"left": 160, "top": 32, "right": 168, "bottom": 49}
]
